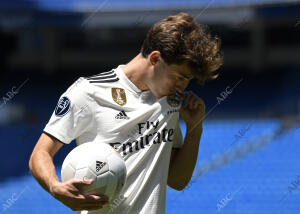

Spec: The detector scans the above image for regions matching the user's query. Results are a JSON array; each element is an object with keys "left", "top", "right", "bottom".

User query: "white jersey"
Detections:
[{"left": 44, "top": 65, "right": 183, "bottom": 214}]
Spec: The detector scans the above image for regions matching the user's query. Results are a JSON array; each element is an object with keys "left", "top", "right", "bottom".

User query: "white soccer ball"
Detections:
[{"left": 61, "top": 142, "right": 127, "bottom": 200}]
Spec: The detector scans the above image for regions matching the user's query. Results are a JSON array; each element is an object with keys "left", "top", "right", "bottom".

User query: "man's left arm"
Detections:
[{"left": 168, "top": 91, "right": 205, "bottom": 191}]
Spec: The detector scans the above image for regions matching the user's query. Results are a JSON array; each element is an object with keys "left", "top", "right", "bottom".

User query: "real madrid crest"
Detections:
[
  {"left": 167, "top": 94, "right": 181, "bottom": 107},
  {"left": 112, "top": 88, "right": 127, "bottom": 106}
]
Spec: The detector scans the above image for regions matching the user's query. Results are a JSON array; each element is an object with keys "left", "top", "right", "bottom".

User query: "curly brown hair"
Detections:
[{"left": 141, "top": 12, "right": 223, "bottom": 84}]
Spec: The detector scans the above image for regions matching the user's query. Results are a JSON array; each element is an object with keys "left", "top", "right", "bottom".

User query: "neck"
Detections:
[{"left": 120, "top": 53, "right": 150, "bottom": 91}]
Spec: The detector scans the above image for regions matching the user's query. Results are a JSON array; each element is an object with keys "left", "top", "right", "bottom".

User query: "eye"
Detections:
[
  {"left": 177, "top": 76, "right": 185, "bottom": 81},
  {"left": 178, "top": 75, "right": 192, "bottom": 82}
]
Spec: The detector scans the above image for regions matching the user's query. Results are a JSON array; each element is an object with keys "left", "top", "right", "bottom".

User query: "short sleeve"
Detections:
[
  {"left": 43, "top": 78, "right": 94, "bottom": 144},
  {"left": 172, "top": 116, "right": 183, "bottom": 149}
]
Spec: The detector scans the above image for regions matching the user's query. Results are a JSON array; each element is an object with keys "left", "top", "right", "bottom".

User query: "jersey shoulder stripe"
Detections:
[
  {"left": 84, "top": 69, "right": 119, "bottom": 84},
  {"left": 85, "top": 70, "right": 114, "bottom": 78},
  {"left": 89, "top": 78, "right": 119, "bottom": 83},
  {"left": 86, "top": 73, "right": 117, "bottom": 80}
]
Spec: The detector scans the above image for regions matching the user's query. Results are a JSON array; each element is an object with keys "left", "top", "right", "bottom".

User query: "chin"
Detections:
[
  {"left": 153, "top": 90, "right": 172, "bottom": 99},
  {"left": 155, "top": 94, "right": 167, "bottom": 99},
  {"left": 155, "top": 94, "right": 164, "bottom": 99},
  {"left": 166, "top": 92, "right": 176, "bottom": 96},
  {"left": 151, "top": 90, "right": 164, "bottom": 98}
]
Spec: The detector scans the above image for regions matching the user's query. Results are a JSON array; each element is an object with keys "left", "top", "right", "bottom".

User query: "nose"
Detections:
[
  {"left": 175, "top": 85, "right": 185, "bottom": 93},
  {"left": 175, "top": 82, "right": 188, "bottom": 93}
]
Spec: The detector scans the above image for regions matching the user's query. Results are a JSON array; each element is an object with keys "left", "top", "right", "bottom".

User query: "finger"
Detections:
[
  {"left": 187, "top": 94, "right": 196, "bottom": 110},
  {"left": 76, "top": 199, "right": 109, "bottom": 209},
  {"left": 195, "top": 103, "right": 202, "bottom": 110},
  {"left": 80, "top": 201, "right": 108, "bottom": 207},
  {"left": 188, "top": 94, "right": 202, "bottom": 108},
  {"left": 74, "top": 205, "right": 104, "bottom": 211},
  {"left": 185, "top": 93, "right": 196, "bottom": 109},
  {"left": 73, "top": 201, "right": 108, "bottom": 209},
  {"left": 197, "top": 100, "right": 204, "bottom": 109},
  {"left": 72, "top": 179, "right": 94, "bottom": 188},
  {"left": 82, "top": 198, "right": 109, "bottom": 204},
  {"left": 96, "top": 194, "right": 109, "bottom": 201},
  {"left": 82, "top": 205, "right": 103, "bottom": 211},
  {"left": 180, "top": 93, "right": 188, "bottom": 107},
  {"left": 183, "top": 92, "right": 192, "bottom": 108},
  {"left": 191, "top": 98, "right": 198, "bottom": 109},
  {"left": 194, "top": 100, "right": 199, "bottom": 109},
  {"left": 84, "top": 194, "right": 109, "bottom": 202},
  {"left": 191, "top": 94, "right": 200, "bottom": 107},
  {"left": 193, "top": 98, "right": 203, "bottom": 109},
  {"left": 197, "top": 99, "right": 205, "bottom": 111},
  {"left": 66, "top": 184, "right": 82, "bottom": 195},
  {"left": 74, "top": 194, "right": 109, "bottom": 204},
  {"left": 73, "top": 178, "right": 94, "bottom": 184}
]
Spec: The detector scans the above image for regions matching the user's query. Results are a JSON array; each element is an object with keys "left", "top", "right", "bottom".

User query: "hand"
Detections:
[
  {"left": 179, "top": 91, "right": 205, "bottom": 133},
  {"left": 50, "top": 179, "right": 109, "bottom": 211}
]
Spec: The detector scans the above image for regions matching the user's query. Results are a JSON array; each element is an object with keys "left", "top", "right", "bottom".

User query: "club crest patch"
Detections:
[
  {"left": 167, "top": 94, "right": 181, "bottom": 107},
  {"left": 112, "top": 88, "right": 127, "bottom": 106},
  {"left": 55, "top": 96, "right": 71, "bottom": 117}
]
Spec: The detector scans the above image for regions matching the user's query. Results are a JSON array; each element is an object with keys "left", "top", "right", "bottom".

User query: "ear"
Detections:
[{"left": 149, "top": 51, "right": 162, "bottom": 65}]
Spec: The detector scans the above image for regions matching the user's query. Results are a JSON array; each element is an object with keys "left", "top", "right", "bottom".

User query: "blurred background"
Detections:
[{"left": 0, "top": 0, "right": 300, "bottom": 213}]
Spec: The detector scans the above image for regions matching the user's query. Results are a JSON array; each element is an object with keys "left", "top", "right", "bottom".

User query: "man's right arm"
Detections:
[
  {"left": 29, "top": 133, "right": 62, "bottom": 193},
  {"left": 29, "top": 133, "right": 109, "bottom": 211}
]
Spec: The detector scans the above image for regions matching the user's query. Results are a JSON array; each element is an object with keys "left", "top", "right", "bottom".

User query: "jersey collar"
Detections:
[{"left": 115, "top": 65, "right": 143, "bottom": 94}]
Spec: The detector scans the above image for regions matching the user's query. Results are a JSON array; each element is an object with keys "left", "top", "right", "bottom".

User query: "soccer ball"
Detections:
[{"left": 61, "top": 142, "right": 127, "bottom": 200}]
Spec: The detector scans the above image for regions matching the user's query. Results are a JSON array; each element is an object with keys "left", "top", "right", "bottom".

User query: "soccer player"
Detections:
[{"left": 29, "top": 12, "right": 222, "bottom": 214}]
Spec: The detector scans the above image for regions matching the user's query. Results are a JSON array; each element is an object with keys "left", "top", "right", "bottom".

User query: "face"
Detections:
[{"left": 148, "top": 59, "right": 194, "bottom": 98}]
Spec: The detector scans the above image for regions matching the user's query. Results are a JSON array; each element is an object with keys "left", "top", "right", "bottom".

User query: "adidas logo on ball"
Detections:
[{"left": 96, "top": 161, "right": 106, "bottom": 172}]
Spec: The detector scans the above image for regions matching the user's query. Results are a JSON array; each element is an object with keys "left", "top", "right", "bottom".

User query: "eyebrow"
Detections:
[{"left": 182, "top": 74, "right": 193, "bottom": 79}]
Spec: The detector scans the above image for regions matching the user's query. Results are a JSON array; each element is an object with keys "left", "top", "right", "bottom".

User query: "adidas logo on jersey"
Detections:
[
  {"left": 115, "top": 111, "right": 130, "bottom": 120},
  {"left": 96, "top": 161, "right": 106, "bottom": 172}
]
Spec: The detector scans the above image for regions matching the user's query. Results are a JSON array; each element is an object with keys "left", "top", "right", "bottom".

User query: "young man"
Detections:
[{"left": 29, "top": 12, "right": 222, "bottom": 214}]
